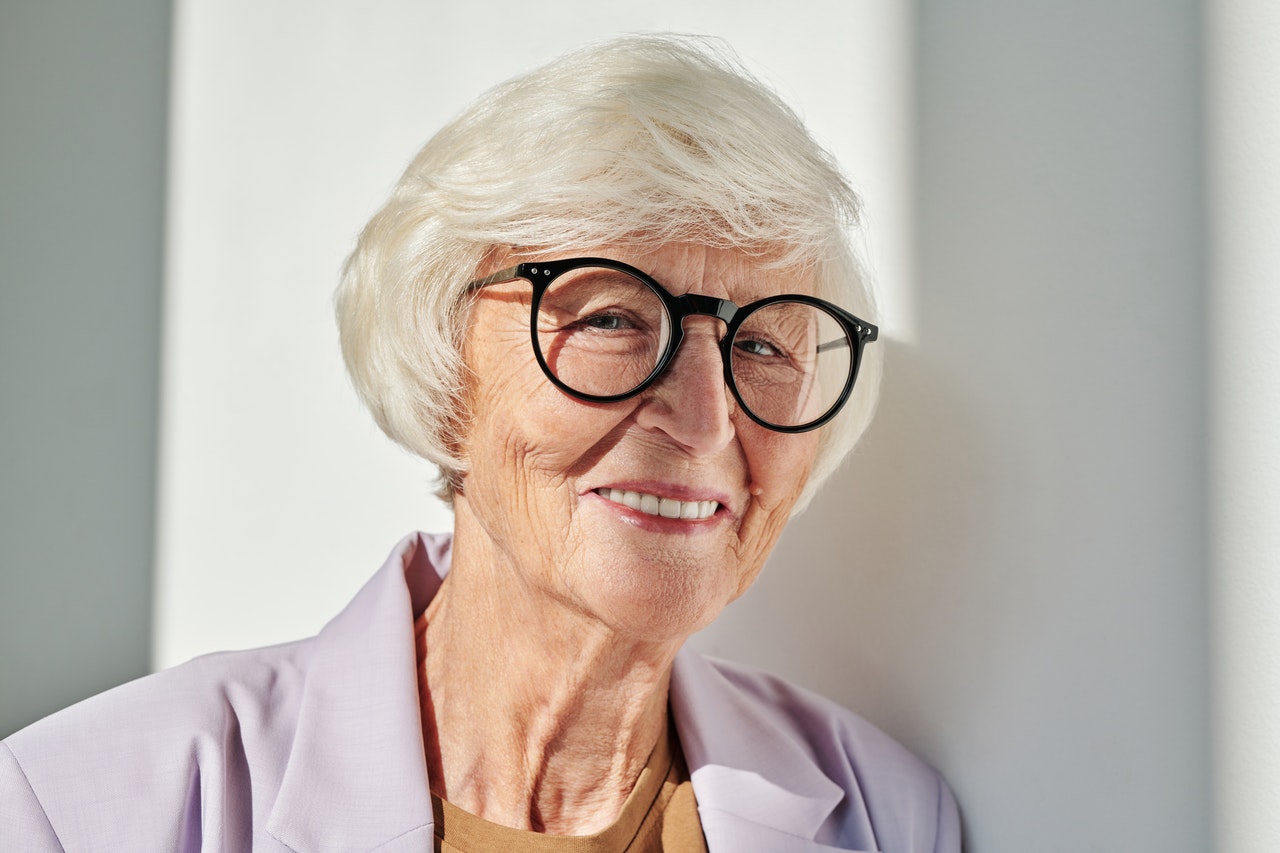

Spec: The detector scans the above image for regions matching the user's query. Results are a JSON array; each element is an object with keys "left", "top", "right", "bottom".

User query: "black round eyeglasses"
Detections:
[{"left": 468, "top": 257, "right": 878, "bottom": 433}]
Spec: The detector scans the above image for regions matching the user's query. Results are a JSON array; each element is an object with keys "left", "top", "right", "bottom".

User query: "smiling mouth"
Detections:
[{"left": 594, "top": 488, "right": 719, "bottom": 520}]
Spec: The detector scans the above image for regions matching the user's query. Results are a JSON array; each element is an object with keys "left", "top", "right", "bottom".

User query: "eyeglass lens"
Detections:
[{"left": 534, "top": 266, "right": 854, "bottom": 429}]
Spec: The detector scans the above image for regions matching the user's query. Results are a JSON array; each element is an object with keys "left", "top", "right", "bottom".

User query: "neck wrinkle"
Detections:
[{"left": 420, "top": 506, "right": 683, "bottom": 836}]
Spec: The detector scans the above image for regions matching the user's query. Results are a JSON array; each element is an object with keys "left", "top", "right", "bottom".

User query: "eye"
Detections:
[
  {"left": 579, "top": 313, "right": 634, "bottom": 331},
  {"left": 734, "top": 337, "right": 779, "bottom": 357}
]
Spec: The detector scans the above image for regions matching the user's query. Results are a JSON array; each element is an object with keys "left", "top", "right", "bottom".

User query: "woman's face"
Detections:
[{"left": 456, "top": 244, "right": 821, "bottom": 643}]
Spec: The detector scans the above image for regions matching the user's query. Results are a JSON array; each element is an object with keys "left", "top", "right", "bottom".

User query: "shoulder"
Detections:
[
  {"left": 1, "top": 639, "right": 313, "bottom": 850},
  {"left": 674, "top": 650, "right": 960, "bottom": 852}
]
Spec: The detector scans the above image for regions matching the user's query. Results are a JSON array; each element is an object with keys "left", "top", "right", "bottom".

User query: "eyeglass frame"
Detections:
[{"left": 467, "top": 256, "right": 879, "bottom": 433}]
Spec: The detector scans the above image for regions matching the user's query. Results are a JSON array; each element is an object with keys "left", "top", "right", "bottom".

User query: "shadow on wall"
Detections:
[{"left": 693, "top": 337, "right": 999, "bottom": 777}]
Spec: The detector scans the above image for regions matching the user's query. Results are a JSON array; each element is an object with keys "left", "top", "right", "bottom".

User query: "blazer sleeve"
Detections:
[{"left": 0, "top": 743, "right": 64, "bottom": 852}]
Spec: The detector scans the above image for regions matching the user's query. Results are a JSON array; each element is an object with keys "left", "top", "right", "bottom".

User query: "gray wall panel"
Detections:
[{"left": 0, "top": 0, "right": 170, "bottom": 737}]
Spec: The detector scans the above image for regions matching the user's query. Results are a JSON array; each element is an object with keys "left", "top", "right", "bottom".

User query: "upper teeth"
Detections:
[{"left": 597, "top": 488, "right": 718, "bottom": 520}]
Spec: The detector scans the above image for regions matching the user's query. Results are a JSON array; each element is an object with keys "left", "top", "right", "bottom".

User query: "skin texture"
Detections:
[{"left": 422, "top": 244, "right": 821, "bottom": 834}]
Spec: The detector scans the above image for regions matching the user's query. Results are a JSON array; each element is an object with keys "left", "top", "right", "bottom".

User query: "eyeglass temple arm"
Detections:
[
  {"left": 467, "top": 265, "right": 524, "bottom": 290},
  {"left": 816, "top": 320, "right": 878, "bottom": 353}
]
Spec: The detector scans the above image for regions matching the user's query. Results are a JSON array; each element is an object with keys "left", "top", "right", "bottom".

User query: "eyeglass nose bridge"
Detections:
[
  {"left": 646, "top": 292, "right": 743, "bottom": 405},
  {"left": 658, "top": 292, "right": 742, "bottom": 374},
  {"left": 670, "top": 292, "right": 740, "bottom": 327}
]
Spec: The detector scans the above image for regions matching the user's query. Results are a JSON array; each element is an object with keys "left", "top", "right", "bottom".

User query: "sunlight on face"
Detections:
[{"left": 455, "top": 244, "right": 821, "bottom": 643}]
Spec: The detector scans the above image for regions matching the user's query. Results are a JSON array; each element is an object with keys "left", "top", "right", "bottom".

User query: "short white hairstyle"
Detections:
[{"left": 336, "top": 33, "right": 881, "bottom": 509}]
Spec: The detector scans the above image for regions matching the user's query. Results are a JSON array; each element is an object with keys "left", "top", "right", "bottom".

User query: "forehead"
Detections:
[{"left": 586, "top": 243, "right": 817, "bottom": 303}]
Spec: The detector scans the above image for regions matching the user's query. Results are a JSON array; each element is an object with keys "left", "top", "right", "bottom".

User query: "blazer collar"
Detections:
[
  {"left": 267, "top": 533, "right": 450, "bottom": 852},
  {"left": 670, "top": 649, "right": 849, "bottom": 850}
]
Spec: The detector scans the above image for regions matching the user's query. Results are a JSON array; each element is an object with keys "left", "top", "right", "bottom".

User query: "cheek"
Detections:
[
  {"left": 730, "top": 425, "right": 819, "bottom": 597},
  {"left": 468, "top": 375, "right": 613, "bottom": 484},
  {"left": 458, "top": 349, "right": 583, "bottom": 570},
  {"left": 744, "top": 425, "right": 819, "bottom": 506},
  {"left": 461, "top": 312, "right": 624, "bottom": 498},
  {"left": 460, "top": 300, "right": 544, "bottom": 460}
]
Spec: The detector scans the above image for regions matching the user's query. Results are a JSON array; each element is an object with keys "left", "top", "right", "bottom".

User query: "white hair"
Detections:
[{"left": 335, "top": 33, "right": 881, "bottom": 509}]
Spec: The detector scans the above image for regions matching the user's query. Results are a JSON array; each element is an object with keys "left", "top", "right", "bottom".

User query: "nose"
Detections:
[{"left": 632, "top": 318, "right": 736, "bottom": 456}]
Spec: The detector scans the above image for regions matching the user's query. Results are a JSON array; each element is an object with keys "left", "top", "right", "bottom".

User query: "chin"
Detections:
[{"left": 580, "top": 549, "right": 735, "bottom": 644}]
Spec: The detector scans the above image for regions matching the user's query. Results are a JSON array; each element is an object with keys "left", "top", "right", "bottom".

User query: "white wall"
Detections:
[
  {"left": 157, "top": 2, "right": 1218, "bottom": 851},
  {"left": 1208, "top": 1, "right": 1280, "bottom": 849},
  {"left": 156, "top": 1, "right": 912, "bottom": 661}
]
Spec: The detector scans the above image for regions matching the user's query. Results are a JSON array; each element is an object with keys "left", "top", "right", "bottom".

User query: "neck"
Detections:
[{"left": 421, "top": 504, "right": 685, "bottom": 835}]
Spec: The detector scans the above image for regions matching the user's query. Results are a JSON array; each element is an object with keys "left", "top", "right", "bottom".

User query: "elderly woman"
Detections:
[{"left": 2, "top": 35, "right": 958, "bottom": 852}]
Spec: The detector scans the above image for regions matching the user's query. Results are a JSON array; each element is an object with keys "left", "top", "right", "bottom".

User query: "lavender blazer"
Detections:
[{"left": 1, "top": 533, "right": 959, "bottom": 852}]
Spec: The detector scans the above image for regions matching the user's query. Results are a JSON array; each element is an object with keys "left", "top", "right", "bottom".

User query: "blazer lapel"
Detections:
[
  {"left": 267, "top": 534, "right": 448, "bottom": 852},
  {"left": 671, "top": 649, "right": 871, "bottom": 852}
]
